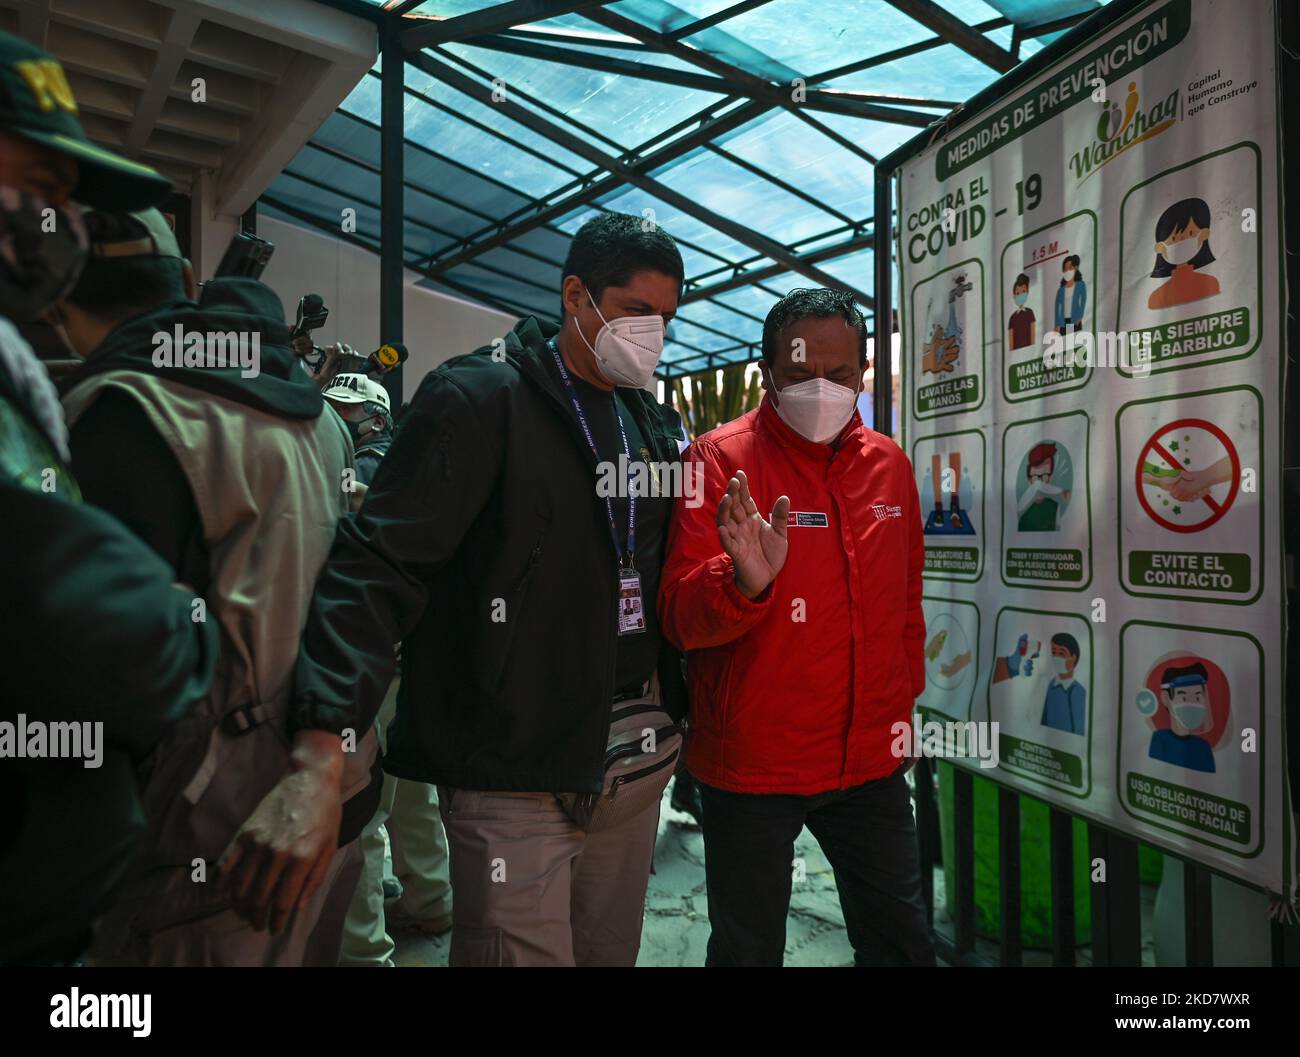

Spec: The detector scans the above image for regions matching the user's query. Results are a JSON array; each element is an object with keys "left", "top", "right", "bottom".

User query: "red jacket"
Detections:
[{"left": 659, "top": 398, "right": 926, "bottom": 794}]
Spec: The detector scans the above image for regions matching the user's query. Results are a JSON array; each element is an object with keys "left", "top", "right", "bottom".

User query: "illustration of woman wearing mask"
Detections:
[
  {"left": 1053, "top": 255, "right": 1086, "bottom": 335},
  {"left": 1147, "top": 197, "right": 1220, "bottom": 310}
]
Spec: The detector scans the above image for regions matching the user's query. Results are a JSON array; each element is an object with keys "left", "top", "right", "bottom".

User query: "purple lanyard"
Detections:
[{"left": 548, "top": 341, "right": 635, "bottom": 567}]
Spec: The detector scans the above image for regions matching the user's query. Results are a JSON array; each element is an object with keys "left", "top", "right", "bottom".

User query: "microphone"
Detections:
[{"left": 368, "top": 341, "right": 408, "bottom": 376}]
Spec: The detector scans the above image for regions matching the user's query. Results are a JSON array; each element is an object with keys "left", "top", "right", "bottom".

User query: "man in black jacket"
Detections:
[{"left": 226, "top": 212, "right": 690, "bottom": 966}]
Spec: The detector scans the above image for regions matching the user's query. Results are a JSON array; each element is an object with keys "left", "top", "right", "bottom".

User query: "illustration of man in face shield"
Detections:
[{"left": 1148, "top": 662, "right": 1217, "bottom": 773}]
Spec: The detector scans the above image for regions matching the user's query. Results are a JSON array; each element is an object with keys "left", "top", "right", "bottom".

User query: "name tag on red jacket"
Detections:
[{"left": 786, "top": 510, "right": 829, "bottom": 528}]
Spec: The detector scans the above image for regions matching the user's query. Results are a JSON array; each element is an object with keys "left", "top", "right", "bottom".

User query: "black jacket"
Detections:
[
  {"left": 0, "top": 481, "right": 218, "bottom": 964},
  {"left": 291, "top": 316, "right": 688, "bottom": 793}
]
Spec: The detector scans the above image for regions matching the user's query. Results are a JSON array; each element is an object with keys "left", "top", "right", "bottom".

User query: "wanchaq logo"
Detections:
[{"left": 1070, "top": 80, "right": 1179, "bottom": 182}]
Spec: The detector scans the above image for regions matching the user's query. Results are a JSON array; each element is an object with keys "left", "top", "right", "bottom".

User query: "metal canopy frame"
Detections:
[{"left": 288, "top": 0, "right": 1097, "bottom": 379}]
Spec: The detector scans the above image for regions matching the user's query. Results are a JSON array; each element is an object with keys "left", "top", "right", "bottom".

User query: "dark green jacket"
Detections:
[
  {"left": 0, "top": 332, "right": 216, "bottom": 963},
  {"left": 291, "top": 316, "right": 688, "bottom": 793}
]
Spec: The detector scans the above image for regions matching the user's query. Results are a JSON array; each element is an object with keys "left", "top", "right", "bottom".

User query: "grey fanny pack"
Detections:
[{"left": 556, "top": 678, "right": 682, "bottom": 833}]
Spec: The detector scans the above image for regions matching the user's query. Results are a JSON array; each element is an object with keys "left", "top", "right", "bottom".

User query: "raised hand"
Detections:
[{"left": 716, "top": 468, "right": 790, "bottom": 599}]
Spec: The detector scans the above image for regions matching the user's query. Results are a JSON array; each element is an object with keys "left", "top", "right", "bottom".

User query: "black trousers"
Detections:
[{"left": 698, "top": 763, "right": 935, "bottom": 966}]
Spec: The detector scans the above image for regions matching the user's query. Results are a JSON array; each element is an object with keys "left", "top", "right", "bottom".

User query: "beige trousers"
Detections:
[{"left": 436, "top": 786, "right": 660, "bottom": 967}]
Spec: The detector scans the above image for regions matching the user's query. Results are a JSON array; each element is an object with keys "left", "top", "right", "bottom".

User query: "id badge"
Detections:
[{"left": 617, "top": 568, "right": 647, "bottom": 636}]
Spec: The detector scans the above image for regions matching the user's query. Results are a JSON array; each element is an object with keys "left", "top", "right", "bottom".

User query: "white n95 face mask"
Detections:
[
  {"left": 1161, "top": 237, "right": 1200, "bottom": 266},
  {"left": 575, "top": 294, "right": 665, "bottom": 388},
  {"left": 773, "top": 377, "right": 859, "bottom": 444}
]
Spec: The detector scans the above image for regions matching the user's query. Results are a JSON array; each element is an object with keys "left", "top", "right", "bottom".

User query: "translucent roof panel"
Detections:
[
  {"left": 310, "top": 110, "right": 539, "bottom": 222},
  {"left": 815, "top": 248, "right": 876, "bottom": 302},
  {"left": 406, "top": 1, "right": 518, "bottom": 14},
  {"left": 757, "top": 271, "right": 829, "bottom": 298},
  {"left": 616, "top": 0, "right": 748, "bottom": 31},
  {"left": 823, "top": 38, "right": 1014, "bottom": 100},
  {"left": 668, "top": 314, "right": 747, "bottom": 353},
  {"left": 675, "top": 299, "right": 765, "bottom": 342},
  {"left": 265, "top": 172, "right": 381, "bottom": 243},
  {"left": 336, "top": 65, "right": 566, "bottom": 190},
  {"left": 470, "top": 244, "right": 564, "bottom": 296},
  {"left": 288, "top": 0, "right": 1098, "bottom": 375},
  {"left": 942, "top": 0, "right": 1006, "bottom": 23},
  {"left": 788, "top": 113, "right": 916, "bottom": 165},
  {"left": 710, "top": 111, "right": 876, "bottom": 220},
  {"left": 982, "top": 0, "right": 1100, "bottom": 25},
  {"left": 711, "top": 284, "right": 783, "bottom": 320},
  {"left": 562, "top": 193, "right": 753, "bottom": 272},
  {"left": 441, "top": 42, "right": 726, "bottom": 149},
  {"left": 402, "top": 63, "right": 596, "bottom": 193},
  {"left": 695, "top": 0, "right": 935, "bottom": 73},
  {"left": 660, "top": 342, "right": 711, "bottom": 372},
  {"left": 649, "top": 147, "right": 844, "bottom": 248},
  {"left": 440, "top": 262, "right": 556, "bottom": 318}
]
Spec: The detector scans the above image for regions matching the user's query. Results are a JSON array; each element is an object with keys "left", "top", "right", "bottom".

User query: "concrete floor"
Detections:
[
  {"left": 389, "top": 777, "right": 861, "bottom": 967},
  {"left": 385, "top": 777, "right": 1167, "bottom": 968}
]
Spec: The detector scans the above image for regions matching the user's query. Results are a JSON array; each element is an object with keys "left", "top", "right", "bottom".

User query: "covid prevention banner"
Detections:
[{"left": 897, "top": 0, "right": 1293, "bottom": 894}]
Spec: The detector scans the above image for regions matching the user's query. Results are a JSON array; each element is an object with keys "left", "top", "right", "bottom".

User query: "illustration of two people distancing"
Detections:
[{"left": 1005, "top": 253, "right": 1087, "bottom": 354}]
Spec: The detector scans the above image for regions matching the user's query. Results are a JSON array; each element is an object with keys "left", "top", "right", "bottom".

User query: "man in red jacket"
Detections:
[{"left": 659, "top": 287, "right": 933, "bottom": 966}]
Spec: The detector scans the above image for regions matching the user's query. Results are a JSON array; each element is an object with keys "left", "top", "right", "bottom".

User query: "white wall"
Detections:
[
  {"left": 255, "top": 215, "right": 516, "bottom": 400},
  {"left": 190, "top": 171, "right": 242, "bottom": 285}
]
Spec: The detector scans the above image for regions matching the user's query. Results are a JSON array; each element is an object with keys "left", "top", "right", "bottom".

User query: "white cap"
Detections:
[{"left": 323, "top": 372, "right": 391, "bottom": 412}]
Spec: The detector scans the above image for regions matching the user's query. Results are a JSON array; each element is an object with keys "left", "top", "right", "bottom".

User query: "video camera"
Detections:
[
  {"left": 287, "top": 288, "right": 409, "bottom": 390},
  {"left": 291, "top": 294, "right": 330, "bottom": 373},
  {"left": 214, "top": 231, "right": 275, "bottom": 280}
]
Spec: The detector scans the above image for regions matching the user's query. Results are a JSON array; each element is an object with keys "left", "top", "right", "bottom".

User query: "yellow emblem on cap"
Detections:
[
  {"left": 15, "top": 59, "right": 77, "bottom": 114},
  {"left": 377, "top": 344, "right": 400, "bottom": 367}
]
